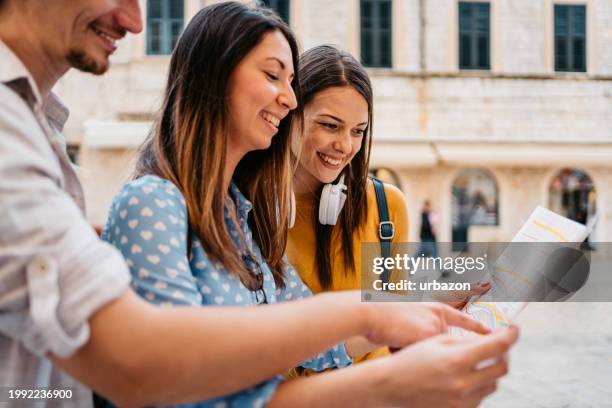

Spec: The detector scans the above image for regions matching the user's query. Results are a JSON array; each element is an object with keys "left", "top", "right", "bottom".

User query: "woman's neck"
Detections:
[
  {"left": 293, "top": 164, "right": 322, "bottom": 195},
  {"left": 223, "top": 144, "right": 247, "bottom": 193}
]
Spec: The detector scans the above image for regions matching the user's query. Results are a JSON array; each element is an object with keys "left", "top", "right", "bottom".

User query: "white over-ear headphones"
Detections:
[
  {"left": 288, "top": 188, "right": 296, "bottom": 229},
  {"left": 318, "top": 175, "right": 347, "bottom": 225}
]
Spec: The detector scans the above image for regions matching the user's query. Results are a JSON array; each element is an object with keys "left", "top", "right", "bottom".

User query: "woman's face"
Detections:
[
  {"left": 226, "top": 29, "right": 297, "bottom": 156},
  {"left": 295, "top": 86, "right": 369, "bottom": 189}
]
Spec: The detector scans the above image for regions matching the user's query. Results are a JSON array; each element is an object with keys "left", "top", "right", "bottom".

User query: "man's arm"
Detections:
[
  {"left": 52, "top": 292, "right": 490, "bottom": 407},
  {"left": 50, "top": 290, "right": 370, "bottom": 407},
  {"left": 0, "top": 88, "right": 489, "bottom": 407},
  {"left": 0, "top": 89, "right": 366, "bottom": 405}
]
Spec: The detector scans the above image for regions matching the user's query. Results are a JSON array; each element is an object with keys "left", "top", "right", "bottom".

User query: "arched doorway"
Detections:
[
  {"left": 451, "top": 168, "right": 499, "bottom": 246},
  {"left": 370, "top": 167, "right": 402, "bottom": 190},
  {"left": 548, "top": 168, "right": 596, "bottom": 242}
]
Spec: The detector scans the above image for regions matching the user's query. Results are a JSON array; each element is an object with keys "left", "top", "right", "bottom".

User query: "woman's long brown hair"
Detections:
[
  {"left": 298, "top": 45, "right": 374, "bottom": 289},
  {"left": 134, "top": 2, "right": 302, "bottom": 290}
]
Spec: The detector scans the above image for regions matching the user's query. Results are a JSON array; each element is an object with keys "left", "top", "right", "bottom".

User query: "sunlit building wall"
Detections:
[{"left": 55, "top": 0, "right": 612, "bottom": 242}]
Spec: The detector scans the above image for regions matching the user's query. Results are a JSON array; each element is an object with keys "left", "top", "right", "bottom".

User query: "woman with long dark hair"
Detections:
[
  {"left": 286, "top": 45, "right": 405, "bottom": 365},
  {"left": 103, "top": 2, "right": 512, "bottom": 406},
  {"left": 287, "top": 45, "right": 491, "bottom": 365}
]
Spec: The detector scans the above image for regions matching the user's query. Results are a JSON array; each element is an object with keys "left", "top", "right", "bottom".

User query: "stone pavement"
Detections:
[{"left": 482, "top": 303, "right": 612, "bottom": 408}]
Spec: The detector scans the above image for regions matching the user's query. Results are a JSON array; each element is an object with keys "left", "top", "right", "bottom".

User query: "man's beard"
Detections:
[{"left": 66, "top": 48, "right": 109, "bottom": 75}]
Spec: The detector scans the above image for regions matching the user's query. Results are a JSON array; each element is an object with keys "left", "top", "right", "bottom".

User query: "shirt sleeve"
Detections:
[
  {"left": 275, "top": 260, "right": 352, "bottom": 371},
  {"left": 189, "top": 376, "right": 282, "bottom": 408},
  {"left": 0, "top": 86, "right": 130, "bottom": 358},
  {"left": 102, "top": 177, "right": 203, "bottom": 306}
]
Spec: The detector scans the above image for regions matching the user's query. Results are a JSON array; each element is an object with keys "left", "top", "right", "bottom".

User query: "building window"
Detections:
[
  {"left": 147, "top": 0, "right": 184, "bottom": 55},
  {"left": 370, "top": 167, "right": 402, "bottom": 190},
  {"left": 548, "top": 168, "right": 595, "bottom": 228},
  {"left": 360, "top": 0, "right": 392, "bottom": 68},
  {"left": 554, "top": 4, "right": 586, "bottom": 72},
  {"left": 458, "top": 1, "right": 490, "bottom": 70},
  {"left": 261, "top": 0, "right": 290, "bottom": 24}
]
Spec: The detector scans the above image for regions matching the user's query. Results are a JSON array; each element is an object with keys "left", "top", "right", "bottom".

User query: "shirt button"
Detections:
[{"left": 34, "top": 259, "right": 50, "bottom": 276}]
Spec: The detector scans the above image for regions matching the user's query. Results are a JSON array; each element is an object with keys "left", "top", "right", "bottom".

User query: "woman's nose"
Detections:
[
  {"left": 333, "top": 131, "right": 351, "bottom": 154},
  {"left": 279, "top": 83, "right": 298, "bottom": 111}
]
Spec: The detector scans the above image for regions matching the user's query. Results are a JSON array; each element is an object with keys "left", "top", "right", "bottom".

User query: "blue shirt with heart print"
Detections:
[{"left": 102, "top": 175, "right": 352, "bottom": 408}]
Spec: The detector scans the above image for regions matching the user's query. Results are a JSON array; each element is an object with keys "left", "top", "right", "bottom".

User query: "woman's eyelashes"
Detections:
[
  {"left": 317, "top": 121, "right": 366, "bottom": 137},
  {"left": 264, "top": 71, "right": 279, "bottom": 81},
  {"left": 318, "top": 121, "right": 338, "bottom": 130},
  {"left": 265, "top": 71, "right": 295, "bottom": 88}
]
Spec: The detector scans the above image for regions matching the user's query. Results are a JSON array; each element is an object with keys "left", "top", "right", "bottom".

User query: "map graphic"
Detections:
[{"left": 452, "top": 206, "right": 591, "bottom": 337}]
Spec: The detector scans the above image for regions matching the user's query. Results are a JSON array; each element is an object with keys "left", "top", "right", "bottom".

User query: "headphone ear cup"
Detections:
[
  {"left": 288, "top": 190, "right": 296, "bottom": 229},
  {"left": 318, "top": 184, "right": 332, "bottom": 225},
  {"left": 319, "top": 184, "right": 346, "bottom": 225},
  {"left": 319, "top": 175, "right": 348, "bottom": 225},
  {"left": 338, "top": 191, "right": 347, "bottom": 216},
  {"left": 328, "top": 189, "right": 346, "bottom": 225}
]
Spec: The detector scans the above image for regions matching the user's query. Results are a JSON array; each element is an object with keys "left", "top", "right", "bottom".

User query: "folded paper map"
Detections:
[{"left": 452, "top": 206, "right": 592, "bottom": 335}]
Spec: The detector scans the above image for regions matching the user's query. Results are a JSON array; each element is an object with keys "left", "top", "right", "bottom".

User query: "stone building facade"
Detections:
[{"left": 55, "top": 0, "right": 612, "bottom": 242}]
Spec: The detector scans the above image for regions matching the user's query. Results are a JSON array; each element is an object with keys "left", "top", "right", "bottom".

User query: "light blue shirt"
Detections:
[{"left": 103, "top": 175, "right": 351, "bottom": 407}]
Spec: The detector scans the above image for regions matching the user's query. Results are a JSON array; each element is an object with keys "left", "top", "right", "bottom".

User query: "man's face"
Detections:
[{"left": 43, "top": 0, "right": 142, "bottom": 74}]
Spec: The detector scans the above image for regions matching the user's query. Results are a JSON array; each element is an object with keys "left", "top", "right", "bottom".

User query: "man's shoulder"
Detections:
[
  {"left": 0, "top": 82, "right": 36, "bottom": 118},
  {"left": 0, "top": 84, "right": 55, "bottom": 147},
  {"left": 0, "top": 83, "right": 58, "bottom": 166},
  {"left": 0, "top": 82, "right": 47, "bottom": 141}
]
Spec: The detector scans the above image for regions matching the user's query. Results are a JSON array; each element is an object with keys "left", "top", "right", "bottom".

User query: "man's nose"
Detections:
[{"left": 116, "top": 0, "right": 143, "bottom": 34}]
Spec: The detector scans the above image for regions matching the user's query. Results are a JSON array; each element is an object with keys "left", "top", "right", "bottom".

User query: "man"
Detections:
[{"left": 0, "top": 1, "right": 517, "bottom": 407}]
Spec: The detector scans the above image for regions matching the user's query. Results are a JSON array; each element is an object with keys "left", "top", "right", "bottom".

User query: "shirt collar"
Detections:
[
  {"left": 0, "top": 40, "right": 69, "bottom": 131},
  {"left": 229, "top": 181, "right": 253, "bottom": 220},
  {"left": 0, "top": 39, "right": 43, "bottom": 106},
  {"left": 43, "top": 91, "right": 70, "bottom": 132}
]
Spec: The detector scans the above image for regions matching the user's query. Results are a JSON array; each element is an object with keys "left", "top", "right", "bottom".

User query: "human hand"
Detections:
[
  {"left": 362, "top": 300, "right": 490, "bottom": 349},
  {"left": 437, "top": 281, "right": 492, "bottom": 309},
  {"left": 377, "top": 326, "right": 519, "bottom": 408}
]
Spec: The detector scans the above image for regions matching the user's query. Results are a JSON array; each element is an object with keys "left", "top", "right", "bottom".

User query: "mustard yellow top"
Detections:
[{"left": 287, "top": 179, "right": 409, "bottom": 364}]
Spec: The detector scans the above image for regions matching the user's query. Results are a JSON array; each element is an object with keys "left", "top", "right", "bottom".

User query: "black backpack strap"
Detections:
[{"left": 371, "top": 178, "right": 395, "bottom": 285}]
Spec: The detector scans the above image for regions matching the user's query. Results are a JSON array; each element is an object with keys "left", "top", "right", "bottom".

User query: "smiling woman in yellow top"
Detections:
[{"left": 287, "top": 45, "right": 409, "bottom": 364}]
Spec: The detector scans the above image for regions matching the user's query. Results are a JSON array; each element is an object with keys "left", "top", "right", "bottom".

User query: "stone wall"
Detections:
[
  {"left": 396, "top": 164, "right": 611, "bottom": 242},
  {"left": 51, "top": 0, "right": 611, "bottom": 241}
]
